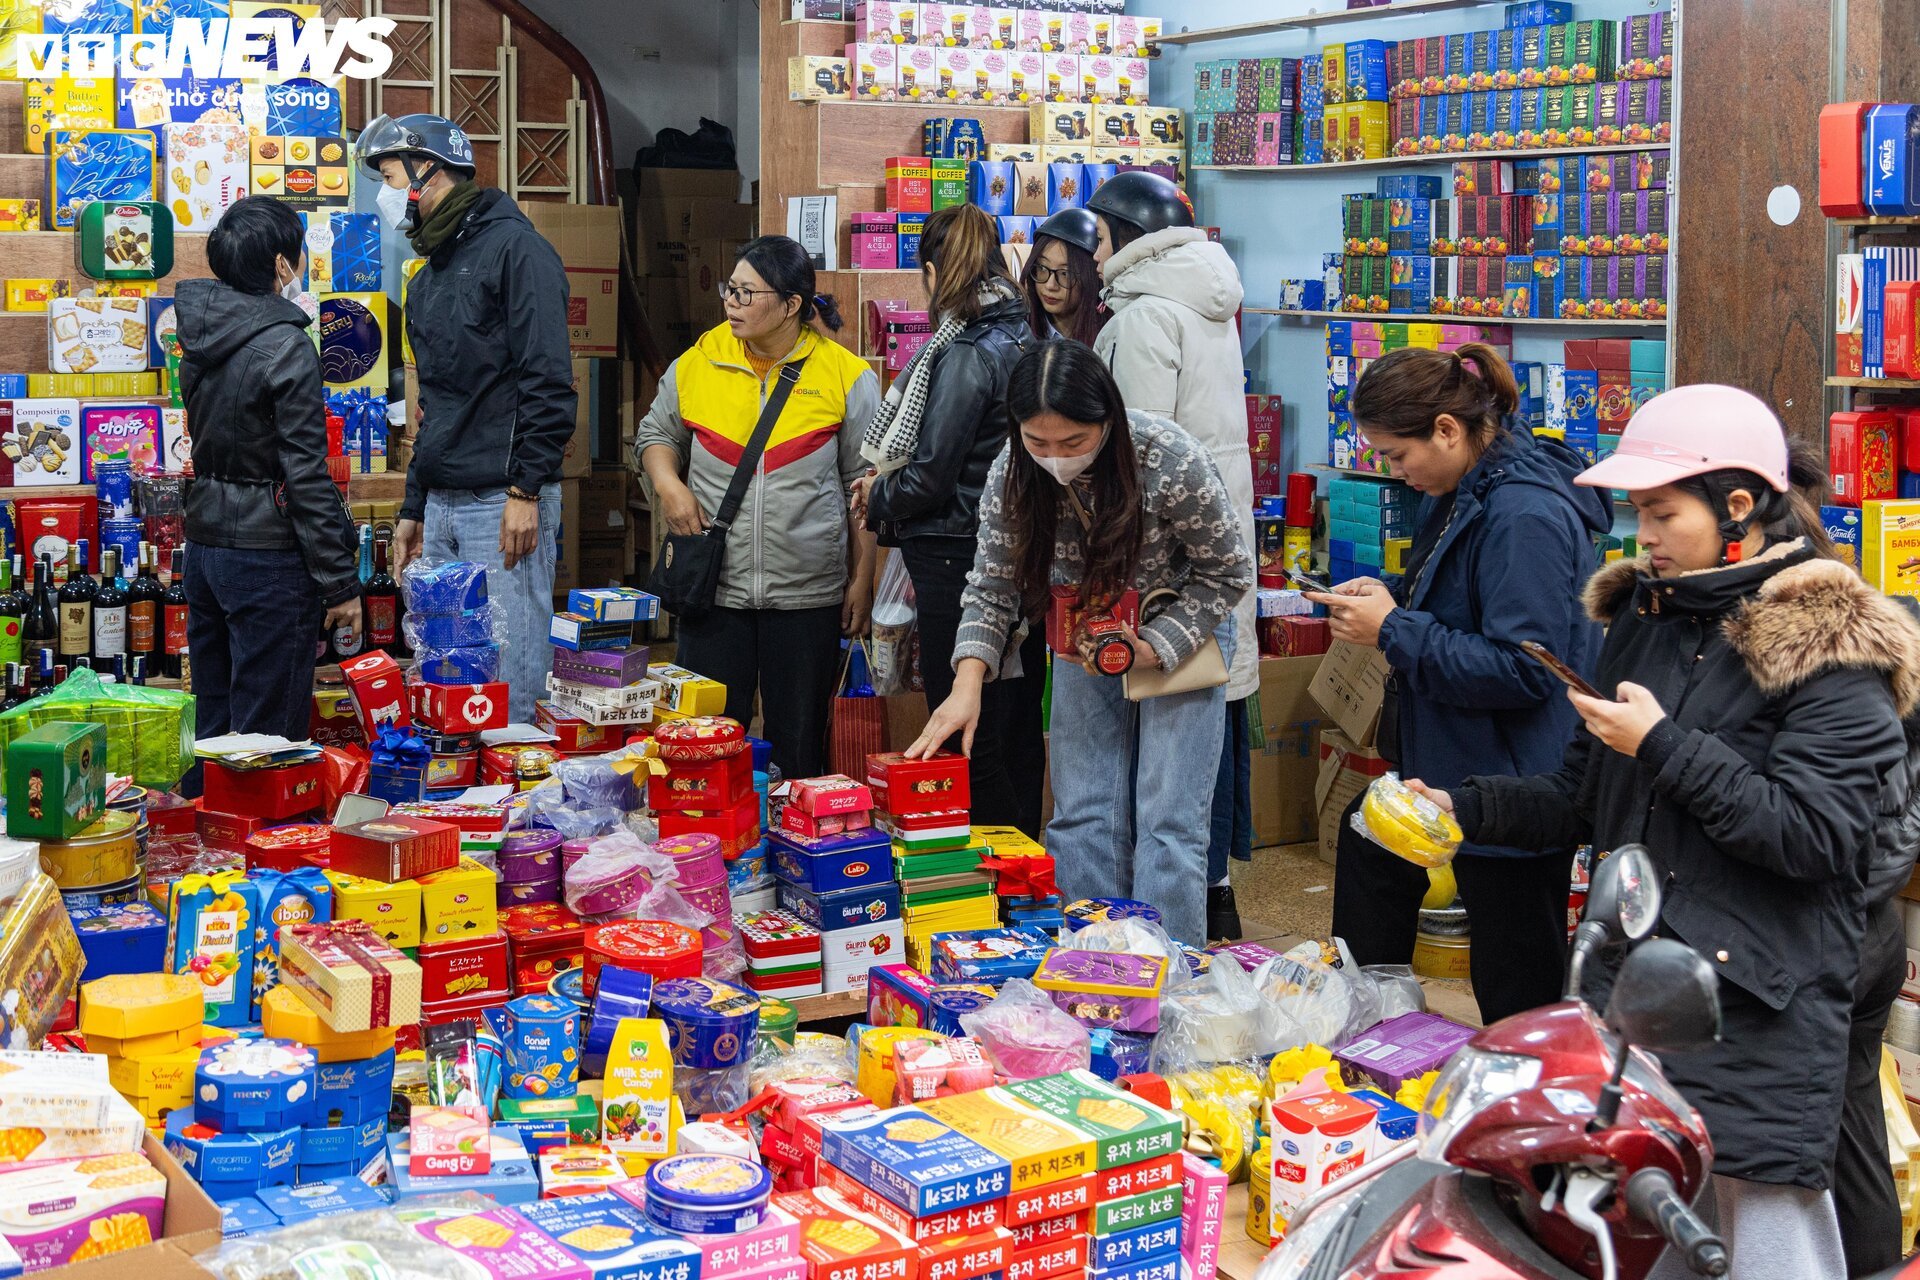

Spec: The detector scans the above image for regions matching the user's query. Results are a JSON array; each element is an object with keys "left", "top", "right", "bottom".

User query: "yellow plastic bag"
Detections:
[{"left": 1355, "top": 772, "right": 1463, "bottom": 867}]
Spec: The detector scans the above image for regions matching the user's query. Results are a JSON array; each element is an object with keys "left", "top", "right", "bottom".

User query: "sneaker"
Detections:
[{"left": 1207, "top": 883, "right": 1242, "bottom": 942}]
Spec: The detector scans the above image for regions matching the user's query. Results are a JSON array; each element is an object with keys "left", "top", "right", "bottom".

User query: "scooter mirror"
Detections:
[
  {"left": 1605, "top": 938, "right": 1721, "bottom": 1053},
  {"left": 1586, "top": 844, "right": 1661, "bottom": 942}
]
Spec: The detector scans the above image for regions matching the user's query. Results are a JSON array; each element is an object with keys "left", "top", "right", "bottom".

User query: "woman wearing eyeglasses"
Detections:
[
  {"left": 633, "top": 235, "right": 881, "bottom": 778},
  {"left": 1021, "top": 208, "right": 1107, "bottom": 346}
]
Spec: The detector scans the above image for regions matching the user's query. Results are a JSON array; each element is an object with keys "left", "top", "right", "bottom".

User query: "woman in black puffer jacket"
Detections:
[
  {"left": 852, "top": 203, "right": 1043, "bottom": 835},
  {"left": 1412, "top": 386, "right": 1920, "bottom": 1279}
]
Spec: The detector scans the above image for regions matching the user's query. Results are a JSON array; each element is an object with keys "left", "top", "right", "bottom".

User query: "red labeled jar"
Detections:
[{"left": 1081, "top": 615, "right": 1136, "bottom": 675}]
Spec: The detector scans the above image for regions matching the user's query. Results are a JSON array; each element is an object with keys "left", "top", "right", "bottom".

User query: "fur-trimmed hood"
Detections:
[{"left": 1584, "top": 545, "right": 1920, "bottom": 716}]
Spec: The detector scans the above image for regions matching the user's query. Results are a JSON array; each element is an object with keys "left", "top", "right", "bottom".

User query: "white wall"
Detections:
[{"left": 546, "top": 0, "right": 760, "bottom": 182}]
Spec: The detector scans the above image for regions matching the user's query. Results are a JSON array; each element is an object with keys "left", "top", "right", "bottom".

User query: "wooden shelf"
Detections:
[
  {"left": 1834, "top": 215, "right": 1920, "bottom": 227},
  {"left": 788, "top": 988, "right": 866, "bottom": 1023},
  {"left": 794, "top": 98, "right": 1034, "bottom": 116},
  {"left": 1247, "top": 307, "right": 1667, "bottom": 328},
  {"left": 1311, "top": 463, "right": 1397, "bottom": 479},
  {"left": 0, "top": 485, "right": 96, "bottom": 499},
  {"left": 1198, "top": 141, "right": 1668, "bottom": 176},
  {"left": 1155, "top": 0, "right": 1493, "bottom": 45},
  {"left": 1828, "top": 376, "right": 1920, "bottom": 390}
]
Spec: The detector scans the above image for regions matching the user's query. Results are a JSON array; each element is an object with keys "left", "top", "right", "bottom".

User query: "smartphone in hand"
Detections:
[{"left": 1521, "top": 640, "right": 1605, "bottom": 699}]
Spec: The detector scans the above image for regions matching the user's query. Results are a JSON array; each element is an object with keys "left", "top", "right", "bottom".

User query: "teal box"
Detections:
[
  {"left": 250, "top": 867, "right": 333, "bottom": 1021},
  {"left": 1629, "top": 339, "right": 1667, "bottom": 374},
  {"left": 167, "top": 874, "right": 261, "bottom": 1028},
  {"left": 501, "top": 993, "right": 582, "bottom": 1100}
]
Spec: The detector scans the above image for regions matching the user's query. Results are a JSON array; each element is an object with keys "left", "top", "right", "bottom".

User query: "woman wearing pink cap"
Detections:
[{"left": 1413, "top": 384, "right": 1920, "bottom": 1278}]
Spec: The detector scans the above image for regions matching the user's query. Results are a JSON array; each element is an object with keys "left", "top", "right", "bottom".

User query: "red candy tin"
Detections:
[
  {"left": 502, "top": 903, "right": 587, "bottom": 993},
  {"left": 202, "top": 758, "right": 325, "bottom": 822},
  {"left": 738, "top": 910, "right": 822, "bottom": 963},
  {"left": 245, "top": 823, "right": 332, "bottom": 872},
  {"left": 583, "top": 920, "right": 702, "bottom": 995},
  {"left": 656, "top": 792, "right": 762, "bottom": 860},
  {"left": 651, "top": 716, "right": 748, "bottom": 763},
  {"left": 865, "top": 751, "right": 972, "bottom": 816},
  {"left": 418, "top": 930, "right": 512, "bottom": 1005},
  {"left": 648, "top": 753, "right": 753, "bottom": 813}
]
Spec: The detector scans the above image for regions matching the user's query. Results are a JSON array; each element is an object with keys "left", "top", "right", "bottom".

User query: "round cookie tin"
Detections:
[
  {"left": 38, "top": 811, "right": 139, "bottom": 889},
  {"left": 59, "top": 871, "right": 145, "bottom": 910},
  {"left": 500, "top": 828, "right": 564, "bottom": 883},
  {"left": 0, "top": 836, "right": 39, "bottom": 903},
  {"left": 756, "top": 996, "right": 798, "bottom": 1049},
  {"left": 641, "top": 1152, "right": 771, "bottom": 1235},
  {"left": 547, "top": 967, "right": 590, "bottom": 1014},
  {"left": 652, "top": 716, "right": 748, "bottom": 763},
  {"left": 657, "top": 832, "right": 724, "bottom": 889},
  {"left": 1063, "top": 897, "right": 1161, "bottom": 931},
  {"left": 496, "top": 878, "right": 562, "bottom": 909},
  {"left": 680, "top": 879, "right": 731, "bottom": 923},
  {"left": 926, "top": 984, "right": 998, "bottom": 1037},
  {"left": 569, "top": 856, "right": 655, "bottom": 918},
  {"left": 561, "top": 839, "right": 592, "bottom": 874},
  {"left": 652, "top": 976, "right": 760, "bottom": 1069},
  {"left": 583, "top": 920, "right": 702, "bottom": 994}
]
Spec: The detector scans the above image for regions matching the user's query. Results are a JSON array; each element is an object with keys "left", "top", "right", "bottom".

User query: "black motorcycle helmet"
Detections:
[
  {"left": 1084, "top": 171, "right": 1193, "bottom": 241},
  {"left": 1034, "top": 207, "right": 1100, "bottom": 255}
]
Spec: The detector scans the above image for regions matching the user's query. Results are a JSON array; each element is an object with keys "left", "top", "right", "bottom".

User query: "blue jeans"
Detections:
[
  {"left": 1208, "top": 698, "right": 1253, "bottom": 881},
  {"left": 1046, "top": 620, "right": 1233, "bottom": 946},
  {"left": 185, "top": 543, "right": 322, "bottom": 741},
  {"left": 422, "top": 485, "right": 561, "bottom": 723}
]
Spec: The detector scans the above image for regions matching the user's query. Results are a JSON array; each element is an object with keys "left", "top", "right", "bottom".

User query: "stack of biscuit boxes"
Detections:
[{"left": 802, "top": 1068, "right": 1192, "bottom": 1280}]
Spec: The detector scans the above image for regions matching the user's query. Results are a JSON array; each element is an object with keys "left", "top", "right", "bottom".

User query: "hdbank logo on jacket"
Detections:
[{"left": 650, "top": 324, "right": 880, "bottom": 611}]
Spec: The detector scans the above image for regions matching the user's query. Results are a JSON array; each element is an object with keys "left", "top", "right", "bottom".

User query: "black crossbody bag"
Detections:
[{"left": 647, "top": 359, "right": 807, "bottom": 619}]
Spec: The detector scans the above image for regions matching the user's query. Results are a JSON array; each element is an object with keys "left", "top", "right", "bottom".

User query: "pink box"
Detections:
[
  {"left": 975, "top": 48, "right": 1013, "bottom": 103},
  {"left": 1181, "top": 1151, "right": 1228, "bottom": 1280},
  {"left": 1044, "top": 53, "right": 1080, "bottom": 102},
  {"left": 1113, "top": 16, "right": 1156, "bottom": 57},
  {"left": 848, "top": 42, "right": 900, "bottom": 101},
  {"left": 410, "top": 1206, "right": 589, "bottom": 1280},
  {"left": 1006, "top": 51, "right": 1045, "bottom": 103},
  {"left": 1118, "top": 57, "right": 1149, "bottom": 104},
  {"left": 1080, "top": 53, "right": 1118, "bottom": 102},
  {"left": 724, "top": 1256, "right": 809, "bottom": 1280},
  {"left": 408, "top": 1104, "right": 492, "bottom": 1175},
  {"left": 936, "top": 47, "right": 983, "bottom": 103},
  {"left": 854, "top": 0, "right": 913, "bottom": 44},
  {"left": 1016, "top": 9, "right": 1049, "bottom": 51},
  {"left": 897, "top": 44, "right": 939, "bottom": 101},
  {"left": 922, "top": 2, "right": 966, "bottom": 46},
  {"left": 887, "top": 325, "right": 933, "bottom": 371},
  {"left": 1254, "top": 112, "right": 1285, "bottom": 166},
  {"left": 1062, "top": 11, "right": 1093, "bottom": 53},
  {"left": 851, "top": 212, "right": 899, "bottom": 269},
  {"left": 963, "top": 6, "right": 999, "bottom": 47},
  {"left": 789, "top": 775, "right": 875, "bottom": 817}
]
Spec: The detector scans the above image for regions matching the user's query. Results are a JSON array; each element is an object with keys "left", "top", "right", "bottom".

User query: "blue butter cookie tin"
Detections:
[
  {"left": 652, "top": 976, "right": 760, "bottom": 1070},
  {"left": 641, "top": 1153, "right": 773, "bottom": 1235},
  {"left": 926, "top": 984, "right": 998, "bottom": 1036},
  {"left": 1063, "top": 897, "right": 1162, "bottom": 931}
]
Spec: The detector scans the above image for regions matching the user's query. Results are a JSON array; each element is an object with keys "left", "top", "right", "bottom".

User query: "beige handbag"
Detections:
[
  {"left": 1123, "top": 587, "right": 1229, "bottom": 701},
  {"left": 1059, "top": 490, "right": 1228, "bottom": 701}
]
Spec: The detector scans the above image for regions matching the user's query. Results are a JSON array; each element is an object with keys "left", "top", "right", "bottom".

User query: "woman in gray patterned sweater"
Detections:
[{"left": 905, "top": 341, "right": 1254, "bottom": 944}]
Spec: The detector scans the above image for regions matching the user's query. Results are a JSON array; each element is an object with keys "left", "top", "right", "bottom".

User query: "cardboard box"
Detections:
[
  {"left": 554, "top": 477, "right": 583, "bottom": 596},
  {"left": 1310, "top": 640, "right": 1390, "bottom": 748},
  {"left": 526, "top": 203, "right": 622, "bottom": 358},
  {"left": 1315, "top": 726, "right": 1388, "bottom": 865},
  {"left": 1252, "top": 655, "right": 1323, "bottom": 849}
]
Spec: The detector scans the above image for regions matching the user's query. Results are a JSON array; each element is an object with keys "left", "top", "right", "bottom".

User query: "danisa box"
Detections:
[
  {"left": 1032, "top": 948, "right": 1169, "bottom": 1032},
  {"left": 818, "top": 1107, "right": 1012, "bottom": 1214}
]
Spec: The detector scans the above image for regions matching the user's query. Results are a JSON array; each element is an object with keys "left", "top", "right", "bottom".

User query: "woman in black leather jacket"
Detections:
[
  {"left": 176, "top": 196, "right": 360, "bottom": 741},
  {"left": 852, "top": 204, "right": 1044, "bottom": 834}
]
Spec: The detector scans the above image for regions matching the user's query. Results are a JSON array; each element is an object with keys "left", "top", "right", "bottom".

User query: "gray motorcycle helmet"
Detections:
[{"left": 356, "top": 112, "right": 476, "bottom": 179}]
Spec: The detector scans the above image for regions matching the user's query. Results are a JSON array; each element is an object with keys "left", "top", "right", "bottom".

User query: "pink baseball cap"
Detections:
[{"left": 1575, "top": 384, "right": 1790, "bottom": 494}]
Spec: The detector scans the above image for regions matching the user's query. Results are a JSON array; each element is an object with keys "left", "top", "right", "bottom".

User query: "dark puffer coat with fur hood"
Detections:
[{"left": 1452, "top": 540, "right": 1920, "bottom": 1189}]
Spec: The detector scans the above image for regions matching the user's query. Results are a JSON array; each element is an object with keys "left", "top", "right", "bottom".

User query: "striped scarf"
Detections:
[{"left": 861, "top": 280, "right": 1018, "bottom": 472}]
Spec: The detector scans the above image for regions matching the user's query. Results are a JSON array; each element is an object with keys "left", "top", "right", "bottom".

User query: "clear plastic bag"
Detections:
[
  {"left": 197, "top": 1203, "right": 492, "bottom": 1280},
  {"left": 959, "top": 977, "right": 1091, "bottom": 1079},
  {"left": 868, "top": 553, "right": 918, "bottom": 697},
  {"left": 520, "top": 777, "right": 625, "bottom": 841},
  {"left": 563, "top": 830, "right": 675, "bottom": 920},
  {"left": 402, "top": 559, "right": 509, "bottom": 679},
  {"left": 749, "top": 1040, "right": 857, "bottom": 1093},
  {"left": 1151, "top": 954, "right": 1263, "bottom": 1074},
  {"left": 552, "top": 749, "right": 644, "bottom": 812},
  {"left": 1352, "top": 772, "right": 1462, "bottom": 867},
  {"left": 1254, "top": 949, "right": 1364, "bottom": 1051},
  {"left": 1363, "top": 964, "right": 1427, "bottom": 1020},
  {"left": 1069, "top": 916, "right": 1184, "bottom": 972}
]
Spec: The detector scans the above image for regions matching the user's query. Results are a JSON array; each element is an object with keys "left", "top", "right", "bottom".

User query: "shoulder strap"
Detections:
[
  {"left": 1063, "top": 485, "right": 1094, "bottom": 534},
  {"left": 710, "top": 357, "right": 807, "bottom": 535}
]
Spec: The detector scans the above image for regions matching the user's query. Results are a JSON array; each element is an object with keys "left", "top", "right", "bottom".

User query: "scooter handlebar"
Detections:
[{"left": 1625, "top": 1169, "right": 1728, "bottom": 1277}]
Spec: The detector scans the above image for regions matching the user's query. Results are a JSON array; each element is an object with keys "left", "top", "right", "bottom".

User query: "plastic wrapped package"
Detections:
[
  {"left": 1150, "top": 954, "right": 1263, "bottom": 1073},
  {"left": 1253, "top": 945, "right": 1382, "bottom": 1052},
  {"left": 563, "top": 830, "right": 675, "bottom": 919},
  {"left": 413, "top": 643, "right": 503, "bottom": 684},
  {"left": 0, "top": 873, "right": 83, "bottom": 1049},
  {"left": 521, "top": 779, "right": 625, "bottom": 842},
  {"left": 677, "top": 1063, "right": 752, "bottom": 1115},
  {"left": 1363, "top": 964, "right": 1427, "bottom": 1020},
  {"left": 1165, "top": 1063, "right": 1265, "bottom": 1182},
  {"left": 958, "top": 977, "right": 1091, "bottom": 1079},
  {"left": 868, "top": 553, "right": 918, "bottom": 697},
  {"left": 1352, "top": 772, "right": 1462, "bottom": 867},
  {"left": 748, "top": 1037, "right": 856, "bottom": 1093},
  {"left": 1267, "top": 1044, "right": 1350, "bottom": 1097},
  {"left": 701, "top": 922, "right": 747, "bottom": 984},
  {"left": 622, "top": 810, "right": 661, "bottom": 845},
  {"left": 0, "top": 668, "right": 193, "bottom": 788},
  {"left": 196, "top": 1202, "right": 493, "bottom": 1280},
  {"left": 145, "top": 836, "right": 241, "bottom": 887},
  {"left": 1067, "top": 915, "right": 1184, "bottom": 972},
  {"left": 553, "top": 749, "right": 646, "bottom": 812},
  {"left": 401, "top": 560, "right": 490, "bottom": 619}
]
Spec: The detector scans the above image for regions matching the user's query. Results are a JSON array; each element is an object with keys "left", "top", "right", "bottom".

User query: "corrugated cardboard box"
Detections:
[
  {"left": 525, "top": 203, "right": 622, "bottom": 358},
  {"left": 52, "top": 1130, "right": 222, "bottom": 1280},
  {"left": 1252, "top": 655, "right": 1323, "bottom": 848},
  {"left": 553, "top": 478, "right": 583, "bottom": 596},
  {"left": 1310, "top": 640, "right": 1390, "bottom": 748},
  {"left": 1314, "top": 725, "right": 1388, "bottom": 865},
  {"left": 565, "top": 359, "right": 595, "bottom": 478},
  {"left": 580, "top": 468, "right": 629, "bottom": 542},
  {"left": 685, "top": 237, "right": 750, "bottom": 338}
]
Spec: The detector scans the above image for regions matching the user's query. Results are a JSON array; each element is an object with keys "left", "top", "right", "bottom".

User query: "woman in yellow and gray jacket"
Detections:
[{"left": 634, "top": 236, "right": 881, "bottom": 777}]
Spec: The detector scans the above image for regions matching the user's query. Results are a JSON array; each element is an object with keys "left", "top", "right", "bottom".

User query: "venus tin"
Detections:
[{"left": 652, "top": 976, "right": 760, "bottom": 1069}]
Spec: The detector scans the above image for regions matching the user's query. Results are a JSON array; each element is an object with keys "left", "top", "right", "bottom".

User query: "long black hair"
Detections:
[
  {"left": 1003, "top": 341, "right": 1142, "bottom": 621},
  {"left": 1671, "top": 439, "right": 1839, "bottom": 562},
  {"left": 734, "top": 235, "right": 843, "bottom": 331},
  {"left": 1021, "top": 233, "right": 1106, "bottom": 347},
  {"left": 207, "top": 196, "right": 305, "bottom": 296}
]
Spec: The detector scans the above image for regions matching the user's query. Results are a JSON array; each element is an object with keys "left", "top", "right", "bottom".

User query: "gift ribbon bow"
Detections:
[
  {"left": 614, "top": 740, "right": 670, "bottom": 780},
  {"left": 176, "top": 869, "right": 246, "bottom": 900},
  {"left": 371, "top": 724, "right": 431, "bottom": 769},
  {"left": 287, "top": 920, "right": 396, "bottom": 1027}
]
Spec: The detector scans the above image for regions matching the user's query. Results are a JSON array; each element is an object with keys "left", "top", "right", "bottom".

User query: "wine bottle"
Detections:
[
  {"left": 57, "top": 543, "right": 94, "bottom": 661},
  {"left": 162, "top": 547, "right": 190, "bottom": 682},
  {"left": 24, "top": 558, "right": 56, "bottom": 656},
  {"left": 0, "top": 664, "right": 25, "bottom": 713},
  {"left": 126, "top": 542, "right": 162, "bottom": 666},
  {"left": 0, "top": 556, "right": 22, "bottom": 672},
  {"left": 92, "top": 547, "right": 128, "bottom": 667},
  {"left": 366, "top": 539, "right": 400, "bottom": 653}
]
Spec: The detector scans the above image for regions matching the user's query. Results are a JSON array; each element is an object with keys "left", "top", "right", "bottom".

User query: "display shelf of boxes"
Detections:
[
  {"left": 1194, "top": 139, "right": 1657, "bottom": 174},
  {"left": 1251, "top": 306, "right": 1663, "bottom": 328},
  {"left": 1153, "top": 0, "right": 1497, "bottom": 44}
]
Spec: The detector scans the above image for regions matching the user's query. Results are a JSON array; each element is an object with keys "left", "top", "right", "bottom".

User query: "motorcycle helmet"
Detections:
[
  {"left": 1084, "top": 170, "right": 1194, "bottom": 238},
  {"left": 1034, "top": 207, "right": 1100, "bottom": 255},
  {"left": 356, "top": 113, "right": 476, "bottom": 179}
]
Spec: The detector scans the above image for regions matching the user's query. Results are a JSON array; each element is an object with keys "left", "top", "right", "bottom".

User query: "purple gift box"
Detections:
[
  {"left": 550, "top": 644, "right": 652, "bottom": 689},
  {"left": 1031, "top": 947, "right": 1168, "bottom": 1033},
  {"left": 1334, "top": 1011, "right": 1478, "bottom": 1095}
]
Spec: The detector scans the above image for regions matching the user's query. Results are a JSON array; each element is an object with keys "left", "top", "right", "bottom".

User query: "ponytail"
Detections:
[{"left": 1350, "top": 341, "right": 1518, "bottom": 447}]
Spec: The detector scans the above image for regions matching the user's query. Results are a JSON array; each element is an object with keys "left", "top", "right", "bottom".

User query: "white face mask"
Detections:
[
  {"left": 280, "top": 272, "right": 303, "bottom": 302},
  {"left": 376, "top": 182, "right": 413, "bottom": 229},
  {"left": 1034, "top": 428, "right": 1107, "bottom": 485}
]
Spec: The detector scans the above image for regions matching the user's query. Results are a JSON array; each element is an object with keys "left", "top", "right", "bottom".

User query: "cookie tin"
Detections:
[
  {"left": 641, "top": 1152, "right": 773, "bottom": 1235},
  {"left": 583, "top": 920, "right": 702, "bottom": 994},
  {"left": 496, "top": 877, "right": 562, "bottom": 909},
  {"left": 38, "top": 810, "right": 138, "bottom": 889},
  {"left": 192, "top": 1036, "right": 318, "bottom": 1130},
  {"left": 1063, "top": 897, "right": 1161, "bottom": 931},
  {"left": 652, "top": 976, "right": 761, "bottom": 1069},
  {"left": 500, "top": 828, "right": 565, "bottom": 882},
  {"left": 657, "top": 832, "right": 724, "bottom": 889}
]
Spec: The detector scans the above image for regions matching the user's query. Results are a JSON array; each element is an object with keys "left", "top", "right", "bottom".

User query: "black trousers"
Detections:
[
  {"left": 1835, "top": 896, "right": 1906, "bottom": 1277},
  {"left": 1330, "top": 792, "right": 1576, "bottom": 1025},
  {"left": 674, "top": 603, "right": 844, "bottom": 780},
  {"left": 901, "top": 539, "right": 1047, "bottom": 839}
]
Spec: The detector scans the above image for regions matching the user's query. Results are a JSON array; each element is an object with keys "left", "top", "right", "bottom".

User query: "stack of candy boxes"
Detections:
[
  {"left": 769, "top": 773, "right": 904, "bottom": 994},
  {"left": 976, "top": 822, "right": 1064, "bottom": 939},
  {"left": 544, "top": 587, "right": 664, "bottom": 753},
  {"left": 649, "top": 716, "right": 759, "bottom": 963},
  {"left": 866, "top": 751, "right": 1002, "bottom": 959}
]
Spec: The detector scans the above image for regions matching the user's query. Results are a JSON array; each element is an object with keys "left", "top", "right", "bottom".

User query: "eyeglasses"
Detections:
[
  {"left": 721, "top": 283, "right": 783, "bottom": 306},
  {"left": 1030, "top": 265, "right": 1074, "bottom": 288}
]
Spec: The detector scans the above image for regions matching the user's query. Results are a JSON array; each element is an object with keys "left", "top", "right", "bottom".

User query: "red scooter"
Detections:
[{"left": 1259, "top": 845, "right": 1730, "bottom": 1280}]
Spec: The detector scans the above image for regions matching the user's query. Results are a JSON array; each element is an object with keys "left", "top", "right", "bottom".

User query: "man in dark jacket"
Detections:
[
  {"left": 358, "top": 113, "right": 576, "bottom": 720},
  {"left": 176, "top": 197, "right": 360, "bottom": 741}
]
